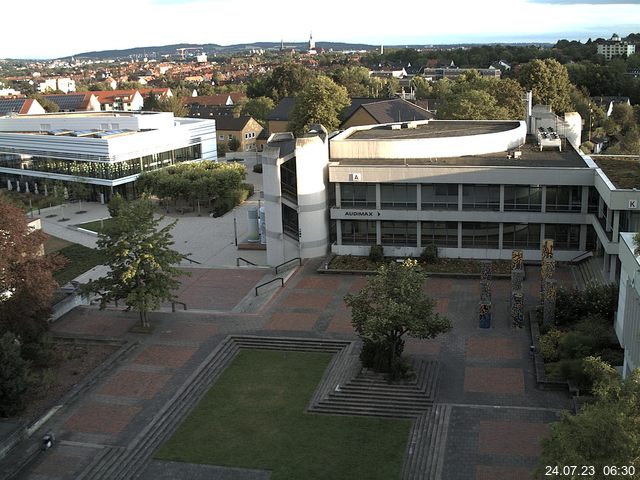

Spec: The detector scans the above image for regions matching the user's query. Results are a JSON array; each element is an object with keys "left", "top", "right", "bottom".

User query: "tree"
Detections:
[
  {"left": 228, "top": 137, "right": 241, "bottom": 152},
  {"left": 158, "top": 96, "right": 188, "bottom": 117},
  {"left": 0, "top": 332, "right": 29, "bottom": 417},
  {"left": 30, "top": 94, "right": 59, "bottom": 113},
  {"left": 83, "top": 196, "right": 185, "bottom": 328},
  {"left": 0, "top": 196, "right": 64, "bottom": 344},
  {"left": 288, "top": 75, "right": 350, "bottom": 135},
  {"left": 332, "top": 66, "right": 372, "bottom": 97},
  {"left": 536, "top": 357, "right": 640, "bottom": 479},
  {"left": 344, "top": 259, "right": 451, "bottom": 379},
  {"left": 247, "top": 62, "right": 313, "bottom": 102},
  {"left": 233, "top": 96, "right": 274, "bottom": 126},
  {"left": 518, "top": 59, "right": 573, "bottom": 114}
]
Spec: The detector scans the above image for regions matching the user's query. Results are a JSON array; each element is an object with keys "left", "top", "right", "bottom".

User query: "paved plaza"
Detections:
[{"left": 0, "top": 254, "right": 577, "bottom": 480}]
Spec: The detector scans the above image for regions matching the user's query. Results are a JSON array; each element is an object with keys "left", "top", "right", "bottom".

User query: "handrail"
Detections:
[
  {"left": 171, "top": 301, "right": 187, "bottom": 312},
  {"left": 570, "top": 251, "right": 593, "bottom": 264},
  {"left": 255, "top": 277, "right": 284, "bottom": 296},
  {"left": 275, "top": 257, "right": 301, "bottom": 274},
  {"left": 237, "top": 257, "right": 257, "bottom": 266},
  {"left": 182, "top": 255, "right": 202, "bottom": 265}
]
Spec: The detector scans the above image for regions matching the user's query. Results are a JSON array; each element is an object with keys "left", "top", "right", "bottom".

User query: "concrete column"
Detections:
[
  {"left": 457, "top": 222, "right": 462, "bottom": 249},
  {"left": 335, "top": 183, "right": 341, "bottom": 208},
  {"left": 613, "top": 210, "right": 620, "bottom": 241},
  {"left": 499, "top": 185, "right": 505, "bottom": 213},
  {"left": 458, "top": 184, "right": 463, "bottom": 211},
  {"left": 541, "top": 185, "right": 547, "bottom": 213},
  {"left": 376, "top": 220, "right": 381, "bottom": 245},
  {"left": 498, "top": 223, "right": 504, "bottom": 251},
  {"left": 376, "top": 184, "right": 381, "bottom": 210},
  {"left": 579, "top": 224, "right": 587, "bottom": 251},
  {"left": 610, "top": 254, "right": 618, "bottom": 283},
  {"left": 416, "top": 221, "right": 422, "bottom": 249},
  {"left": 336, "top": 219, "right": 342, "bottom": 246},
  {"left": 416, "top": 184, "right": 422, "bottom": 211},
  {"left": 581, "top": 186, "right": 589, "bottom": 214}
]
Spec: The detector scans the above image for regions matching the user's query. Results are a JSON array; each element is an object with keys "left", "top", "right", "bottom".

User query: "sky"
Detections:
[{"left": 2, "top": 0, "right": 640, "bottom": 59}]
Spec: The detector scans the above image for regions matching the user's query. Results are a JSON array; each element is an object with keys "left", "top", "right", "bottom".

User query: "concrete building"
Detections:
[
  {"left": 37, "top": 77, "right": 76, "bottom": 93},
  {"left": 0, "top": 98, "right": 45, "bottom": 115},
  {"left": 0, "top": 111, "right": 216, "bottom": 200},
  {"left": 43, "top": 93, "right": 101, "bottom": 112},
  {"left": 213, "top": 115, "right": 263, "bottom": 152},
  {"left": 597, "top": 33, "right": 636, "bottom": 60}
]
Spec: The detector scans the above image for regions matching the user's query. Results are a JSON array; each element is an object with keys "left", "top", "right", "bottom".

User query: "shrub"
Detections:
[
  {"left": 538, "top": 328, "right": 563, "bottom": 362},
  {"left": 0, "top": 332, "right": 30, "bottom": 417},
  {"left": 20, "top": 333, "right": 58, "bottom": 368},
  {"left": 420, "top": 244, "right": 438, "bottom": 263},
  {"left": 253, "top": 163, "right": 263, "bottom": 173},
  {"left": 241, "top": 182, "right": 255, "bottom": 198},
  {"left": 558, "top": 331, "right": 598, "bottom": 360},
  {"left": 368, "top": 244, "right": 384, "bottom": 263},
  {"left": 597, "top": 348, "right": 624, "bottom": 366},
  {"left": 555, "top": 283, "right": 619, "bottom": 326},
  {"left": 573, "top": 314, "right": 613, "bottom": 351},
  {"left": 558, "top": 358, "right": 594, "bottom": 393},
  {"left": 359, "top": 339, "right": 411, "bottom": 380}
]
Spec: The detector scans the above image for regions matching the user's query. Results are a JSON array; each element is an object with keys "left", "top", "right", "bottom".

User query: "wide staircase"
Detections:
[{"left": 573, "top": 255, "right": 607, "bottom": 289}]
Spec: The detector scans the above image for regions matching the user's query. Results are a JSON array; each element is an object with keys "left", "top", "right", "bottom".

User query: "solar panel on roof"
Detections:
[
  {"left": 0, "top": 99, "right": 26, "bottom": 115},
  {"left": 72, "top": 129, "right": 100, "bottom": 137}
]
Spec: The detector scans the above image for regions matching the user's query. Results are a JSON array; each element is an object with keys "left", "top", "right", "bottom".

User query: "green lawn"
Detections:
[
  {"left": 49, "top": 242, "right": 105, "bottom": 285},
  {"left": 155, "top": 350, "right": 411, "bottom": 480},
  {"left": 75, "top": 218, "right": 114, "bottom": 233}
]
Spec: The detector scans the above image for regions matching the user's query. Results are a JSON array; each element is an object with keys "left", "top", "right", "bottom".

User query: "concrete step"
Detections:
[
  {"left": 311, "top": 404, "right": 420, "bottom": 419},
  {"left": 402, "top": 412, "right": 430, "bottom": 480}
]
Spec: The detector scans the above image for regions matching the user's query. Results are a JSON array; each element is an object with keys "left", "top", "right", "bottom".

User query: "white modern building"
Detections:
[
  {"left": 262, "top": 109, "right": 640, "bottom": 378},
  {"left": 0, "top": 111, "right": 216, "bottom": 200}
]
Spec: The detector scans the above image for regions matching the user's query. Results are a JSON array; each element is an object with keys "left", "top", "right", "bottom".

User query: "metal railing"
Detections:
[
  {"left": 182, "top": 255, "right": 202, "bottom": 265},
  {"left": 255, "top": 277, "right": 283, "bottom": 296},
  {"left": 237, "top": 257, "right": 257, "bottom": 266},
  {"left": 171, "top": 301, "right": 187, "bottom": 312},
  {"left": 275, "top": 257, "right": 301, "bottom": 274}
]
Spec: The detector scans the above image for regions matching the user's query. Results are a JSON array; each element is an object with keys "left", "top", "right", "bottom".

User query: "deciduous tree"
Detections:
[
  {"left": 344, "top": 259, "right": 451, "bottom": 379},
  {"left": 288, "top": 75, "right": 349, "bottom": 135},
  {"left": 536, "top": 357, "right": 640, "bottom": 479},
  {"left": 0, "top": 196, "right": 64, "bottom": 343},
  {"left": 518, "top": 59, "right": 573, "bottom": 114},
  {"left": 83, "top": 197, "right": 185, "bottom": 328}
]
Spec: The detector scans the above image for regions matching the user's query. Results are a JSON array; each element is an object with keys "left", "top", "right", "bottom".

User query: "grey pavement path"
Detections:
[
  {"left": 37, "top": 159, "right": 267, "bottom": 270},
  {"left": 3, "top": 259, "right": 578, "bottom": 480}
]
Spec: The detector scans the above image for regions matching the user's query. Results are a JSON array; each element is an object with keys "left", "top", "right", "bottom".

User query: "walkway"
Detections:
[{"left": 1, "top": 261, "right": 576, "bottom": 480}]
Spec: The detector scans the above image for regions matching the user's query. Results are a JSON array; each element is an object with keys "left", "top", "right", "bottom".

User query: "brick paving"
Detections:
[
  {"left": 97, "top": 370, "right": 172, "bottom": 399},
  {"left": 64, "top": 402, "right": 142, "bottom": 436},
  {"left": 10, "top": 261, "right": 579, "bottom": 480},
  {"left": 464, "top": 367, "right": 525, "bottom": 394},
  {"left": 133, "top": 344, "right": 198, "bottom": 369},
  {"left": 478, "top": 421, "right": 549, "bottom": 456}
]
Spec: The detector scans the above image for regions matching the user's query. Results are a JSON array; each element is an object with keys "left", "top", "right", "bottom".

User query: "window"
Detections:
[
  {"left": 461, "top": 223, "right": 500, "bottom": 248},
  {"left": 544, "top": 224, "right": 580, "bottom": 250},
  {"left": 545, "top": 186, "right": 582, "bottom": 212},
  {"left": 219, "top": 135, "right": 224, "bottom": 140},
  {"left": 342, "top": 220, "right": 376, "bottom": 245},
  {"left": 280, "top": 158, "right": 297, "bottom": 201},
  {"left": 502, "top": 223, "right": 541, "bottom": 249},
  {"left": 588, "top": 186, "right": 599, "bottom": 214},
  {"left": 421, "top": 184, "right": 458, "bottom": 210},
  {"left": 228, "top": 135, "right": 234, "bottom": 140},
  {"left": 462, "top": 184, "right": 500, "bottom": 211},
  {"left": 282, "top": 204, "right": 299, "bottom": 240},
  {"left": 504, "top": 185, "right": 542, "bottom": 211},
  {"left": 381, "top": 221, "right": 417, "bottom": 246},
  {"left": 421, "top": 222, "right": 458, "bottom": 247},
  {"left": 340, "top": 183, "right": 376, "bottom": 208},
  {"left": 381, "top": 184, "right": 417, "bottom": 209}
]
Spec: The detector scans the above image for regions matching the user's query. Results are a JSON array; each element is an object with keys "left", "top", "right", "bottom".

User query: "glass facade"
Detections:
[
  {"left": 462, "top": 184, "right": 500, "bottom": 211},
  {"left": 282, "top": 203, "right": 299, "bottom": 240},
  {"left": 504, "top": 185, "right": 542, "bottom": 211},
  {"left": 280, "top": 158, "right": 297, "bottom": 202},
  {"left": 381, "top": 221, "right": 416, "bottom": 246},
  {"left": 421, "top": 184, "right": 458, "bottom": 210},
  {"left": 342, "top": 220, "right": 377, "bottom": 245},
  {"left": 545, "top": 224, "right": 580, "bottom": 250},
  {"left": 502, "top": 223, "right": 541, "bottom": 249},
  {"left": 340, "top": 183, "right": 376, "bottom": 208},
  {"left": 0, "top": 145, "right": 201, "bottom": 181},
  {"left": 421, "top": 221, "right": 458, "bottom": 247},
  {"left": 381, "top": 184, "right": 417, "bottom": 209},
  {"left": 462, "top": 222, "right": 500, "bottom": 248},
  {"left": 545, "top": 186, "right": 582, "bottom": 212}
]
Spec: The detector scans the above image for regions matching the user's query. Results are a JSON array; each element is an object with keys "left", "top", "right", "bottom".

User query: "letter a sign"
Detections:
[{"left": 351, "top": 173, "right": 362, "bottom": 182}]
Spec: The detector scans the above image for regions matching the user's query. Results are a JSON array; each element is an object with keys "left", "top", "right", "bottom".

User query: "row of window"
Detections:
[
  {"left": 340, "top": 220, "right": 581, "bottom": 250},
  {"left": 0, "top": 145, "right": 201, "bottom": 180},
  {"left": 339, "top": 183, "right": 593, "bottom": 213}
]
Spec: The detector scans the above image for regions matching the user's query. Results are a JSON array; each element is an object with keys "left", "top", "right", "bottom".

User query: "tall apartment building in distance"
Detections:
[
  {"left": 597, "top": 33, "right": 636, "bottom": 60},
  {"left": 0, "top": 111, "right": 216, "bottom": 200}
]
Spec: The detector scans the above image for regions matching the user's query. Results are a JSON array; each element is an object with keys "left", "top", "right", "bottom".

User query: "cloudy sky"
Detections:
[{"left": 3, "top": 0, "right": 640, "bottom": 59}]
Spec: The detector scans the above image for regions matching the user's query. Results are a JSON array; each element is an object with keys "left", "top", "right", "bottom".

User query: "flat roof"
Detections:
[
  {"left": 592, "top": 155, "right": 640, "bottom": 189},
  {"left": 332, "top": 135, "right": 588, "bottom": 169},
  {"left": 346, "top": 121, "right": 520, "bottom": 140}
]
